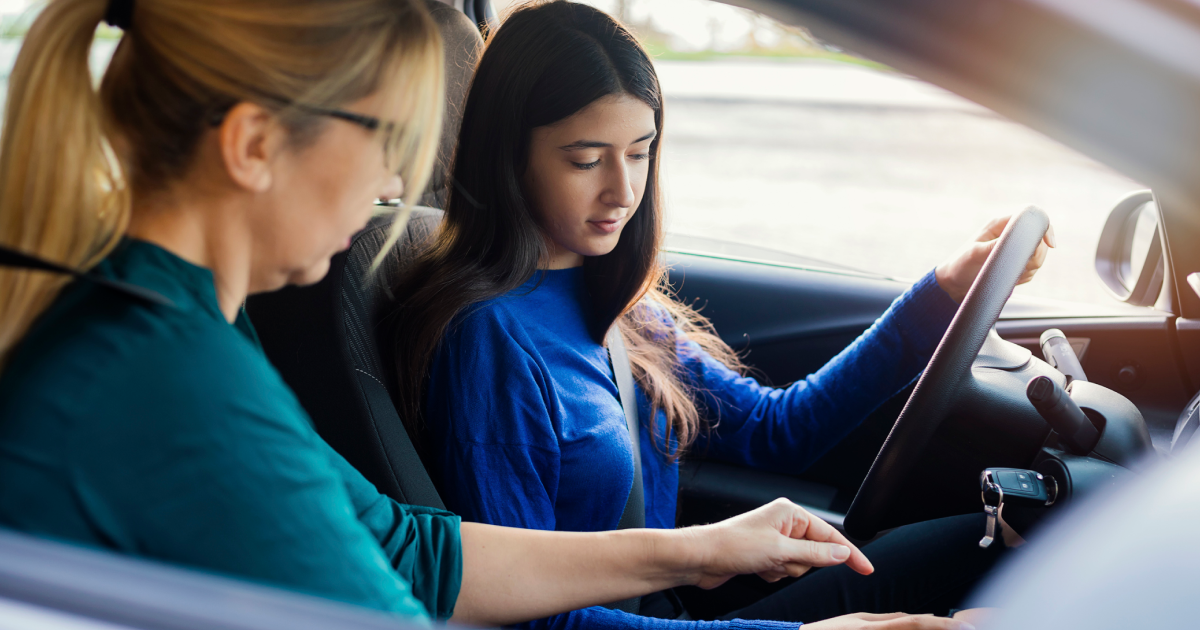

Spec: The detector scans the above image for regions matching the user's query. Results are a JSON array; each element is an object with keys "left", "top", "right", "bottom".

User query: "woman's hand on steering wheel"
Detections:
[
  {"left": 683, "top": 498, "right": 874, "bottom": 590},
  {"left": 935, "top": 214, "right": 1057, "bottom": 303}
]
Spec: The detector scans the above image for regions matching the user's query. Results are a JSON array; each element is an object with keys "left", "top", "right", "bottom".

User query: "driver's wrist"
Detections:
[{"left": 934, "top": 263, "right": 966, "bottom": 303}]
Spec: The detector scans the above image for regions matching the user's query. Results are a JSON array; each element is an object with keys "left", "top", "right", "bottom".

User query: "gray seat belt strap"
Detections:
[
  {"left": 609, "top": 327, "right": 644, "bottom": 530},
  {"left": 605, "top": 326, "right": 644, "bottom": 615}
]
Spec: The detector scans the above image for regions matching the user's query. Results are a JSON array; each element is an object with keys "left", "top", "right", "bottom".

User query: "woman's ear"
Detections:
[{"left": 217, "top": 102, "right": 282, "bottom": 193}]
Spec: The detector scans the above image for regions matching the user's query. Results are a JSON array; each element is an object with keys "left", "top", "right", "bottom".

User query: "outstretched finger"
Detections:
[
  {"left": 787, "top": 512, "right": 874, "bottom": 575},
  {"left": 777, "top": 531, "right": 873, "bottom": 577},
  {"left": 775, "top": 538, "right": 856, "bottom": 571}
]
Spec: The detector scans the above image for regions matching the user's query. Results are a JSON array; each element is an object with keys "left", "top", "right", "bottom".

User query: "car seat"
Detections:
[{"left": 245, "top": 0, "right": 482, "bottom": 508}]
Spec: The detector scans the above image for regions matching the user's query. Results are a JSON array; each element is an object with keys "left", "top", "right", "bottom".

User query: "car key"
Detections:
[{"left": 978, "top": 467, "right": 1057, "bottom": 548}]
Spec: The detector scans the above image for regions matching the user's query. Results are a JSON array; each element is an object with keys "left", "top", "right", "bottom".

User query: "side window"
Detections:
[
  {"left": 4, "top": 1, "right": 1150, "bottom": 311},
  {"left": 501, "top": 0, "right": 1148, "bottom": 310}
]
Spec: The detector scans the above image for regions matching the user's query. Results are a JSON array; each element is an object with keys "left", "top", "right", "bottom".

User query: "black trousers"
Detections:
[{"left": 645, "top": 514, "right": 1007, "bottom": 624}]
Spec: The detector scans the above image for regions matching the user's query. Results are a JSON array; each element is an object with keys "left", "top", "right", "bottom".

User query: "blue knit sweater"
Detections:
[{"left": 426, "top": 267, "right": 958, "bottom": 630}]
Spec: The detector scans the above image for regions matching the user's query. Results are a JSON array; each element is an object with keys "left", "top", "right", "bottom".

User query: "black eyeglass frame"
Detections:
[{"left": 207, "top": 102, "right": 390, "bottom": 133}]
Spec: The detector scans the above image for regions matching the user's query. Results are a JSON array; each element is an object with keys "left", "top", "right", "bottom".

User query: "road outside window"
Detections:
[
  {"left": 507, "top": 0, "right": 1147, "bottom": 309},
  {"left": 0, "top": 0, "right": 1149, "bottom": 309}
]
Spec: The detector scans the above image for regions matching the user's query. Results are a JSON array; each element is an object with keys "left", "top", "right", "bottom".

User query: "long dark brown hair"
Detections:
[{"left": 391, "top": 0, "right": 743, "bottom": 459}]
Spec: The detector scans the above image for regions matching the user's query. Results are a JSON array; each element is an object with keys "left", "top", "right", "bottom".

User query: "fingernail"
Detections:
[
  {"left": 955, "top": 623, "right": 976, "bottom": 630},
  {"left": 831, "top": 545, "right": 850, "bottom": 561}
]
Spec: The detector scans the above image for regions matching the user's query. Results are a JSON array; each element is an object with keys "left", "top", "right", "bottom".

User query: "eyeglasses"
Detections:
[
  {"left": 292, "top": 104, "right": 392, "bottom": 134},
  {"left": 207, "top": 101, "right": 400, "bottom": 169},
  {"left": 208, "top": 102, "right": 390, "bottom": 132}
]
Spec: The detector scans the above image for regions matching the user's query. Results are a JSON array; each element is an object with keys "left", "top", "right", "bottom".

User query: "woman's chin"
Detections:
[
  {"left": 580, "top": 235, "right": 624, "bottom": 258},
  {"left": 286, "top": 259, "right": 333, "bottom": 289}
]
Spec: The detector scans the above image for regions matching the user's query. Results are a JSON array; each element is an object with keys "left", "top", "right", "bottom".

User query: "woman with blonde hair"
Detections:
[{"left": 0, "top": 0, "right": 881, "bottom": 625}]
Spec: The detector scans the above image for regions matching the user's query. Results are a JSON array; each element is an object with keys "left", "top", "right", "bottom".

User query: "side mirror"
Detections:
[{"left": 1095, "top": 190, "right": 1164, "bottom": 307}]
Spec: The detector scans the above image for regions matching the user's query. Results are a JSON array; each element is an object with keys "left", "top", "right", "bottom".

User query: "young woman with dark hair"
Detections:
[{"left": 391, "top": 2, "right": 1054, "bottom": 629}]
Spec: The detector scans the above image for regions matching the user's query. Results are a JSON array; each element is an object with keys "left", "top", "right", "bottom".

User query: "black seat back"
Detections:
[{"left": 247, "top": 210, "right": 444, "bottom": 507}]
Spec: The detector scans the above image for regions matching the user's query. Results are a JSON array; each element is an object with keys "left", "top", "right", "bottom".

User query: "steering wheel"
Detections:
[{"left": 843, "top": 206, "right": 1051, "bottom": 540}]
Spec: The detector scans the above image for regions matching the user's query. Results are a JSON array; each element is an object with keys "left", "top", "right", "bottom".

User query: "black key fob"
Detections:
[
  {"left": 978, "top": 468, "right": 1057, "bottom": 548},
  {"left": 982, "top": 467, "right": 1057, "bottom": 507}
]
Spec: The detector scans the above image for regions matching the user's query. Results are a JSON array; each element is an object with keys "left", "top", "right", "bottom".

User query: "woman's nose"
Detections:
[
  {"left": 378, "top": 174, "right": 404, "bottom": 202},
  {"left": 601, "top": 164, "right": 635, "bottom": 209}
]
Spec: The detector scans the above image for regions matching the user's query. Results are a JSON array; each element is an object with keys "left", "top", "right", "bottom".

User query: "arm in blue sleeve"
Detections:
[{"left": 690, "top": 269, "right": 959, "bottom": 474}]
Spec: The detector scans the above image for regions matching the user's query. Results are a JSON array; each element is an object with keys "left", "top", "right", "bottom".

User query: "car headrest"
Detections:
[
  {"left": 246, "top": 208, "right": 445, "bottom": 508},
  {"left": 421, "top": 0, "right": 484, "bottom": 209}
]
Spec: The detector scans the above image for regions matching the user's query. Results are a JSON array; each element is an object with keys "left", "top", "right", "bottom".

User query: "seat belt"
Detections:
[
  {"left": 605, "top": 326, "right": 643, "bottom": 615},
  {"left": 0, "top": 244, "right": 174, "bottom": 307},
  {"left": 351, "top": 370, "right": 446, "bottom": 509}
]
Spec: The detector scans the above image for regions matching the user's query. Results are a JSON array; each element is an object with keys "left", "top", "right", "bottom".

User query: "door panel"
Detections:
[{"left": 1164, "top": 318, "right": 1200, "bottom": 403}]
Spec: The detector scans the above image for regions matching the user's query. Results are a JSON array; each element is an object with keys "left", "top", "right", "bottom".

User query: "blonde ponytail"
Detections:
[
  {"left": 0, "top": 0, "right": 126, "bottom": 364},
  {"left": 0, "top": 0, "right": 444, "bottom": 366}
]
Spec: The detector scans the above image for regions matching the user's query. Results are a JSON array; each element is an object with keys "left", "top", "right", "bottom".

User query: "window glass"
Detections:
[
  {"left": 2, "top": 0, "right": 1151, "bottom": 310},
  {"left": 493, "top": 0, "right": 1149, "bottom": 309}
]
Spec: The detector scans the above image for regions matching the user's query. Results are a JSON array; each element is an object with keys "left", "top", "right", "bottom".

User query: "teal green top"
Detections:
[{"left": 0, "top": 239, "right": 462, "bottom": 622}]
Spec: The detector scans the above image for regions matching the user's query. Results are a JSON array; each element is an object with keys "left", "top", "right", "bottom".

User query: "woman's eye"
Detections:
[
  {"left": 572, "top": 159, "right": 601, "bottom": 170},
  {"left": 629, "top": 153, "right": 650, "bottom": 161}
]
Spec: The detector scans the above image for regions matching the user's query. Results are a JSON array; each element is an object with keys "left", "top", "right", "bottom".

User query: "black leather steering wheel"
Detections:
[{"left": 843, "top": 206, "right": 1050, "bottom": 540}]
